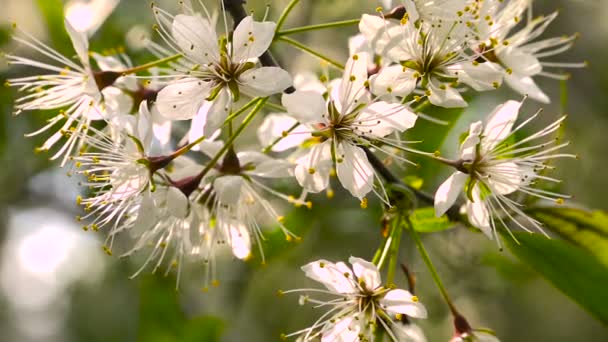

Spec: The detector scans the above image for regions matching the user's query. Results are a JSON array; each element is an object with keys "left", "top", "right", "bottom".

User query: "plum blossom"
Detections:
[
  {"left": 195, "top": 144, "right": 306, "bottom": 263},
  {"left": 434, "top": 100, "right": 575, "bottom": 242},
  {"left": 282, "top": 54, "right": 417, "bottom": 200},
  {"left": 473, "top": 0, "right": 585, "bottom": 103},
  {"left": 152, "top": 2, "right": 292, "bottom": 136},
  {"left": 6, "top": 20, "right": 108, "bottom": 164},
  {"left": 282, "top": 257, "right": 427, "bottom": 341},
  {"left": 359, "top": 0, "right": 503, "bottom": 108}
]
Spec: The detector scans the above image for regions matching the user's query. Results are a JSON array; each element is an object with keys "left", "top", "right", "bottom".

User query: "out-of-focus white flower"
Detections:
[
  {"left": 359, "top": 1, "right": 503, "bottom": 108},
  {"left": 434, "top": 100, "right": 575, "bottom": 243},
  {"left": 195, "top": 145, "right": 305, "bottom": 263},
  {"left": 283, "top": 257, "right": 427, "bottom": 341},
  {"left": 282, "top": 54, "right": 417, "bottom": 201},
  {"left": 6, "top": 20, "right": 106, "bottom": 165},
  {"left": 474, "top": 0, "right": 585, "bottom": 103},
  {"left": 152, "top": 2, "right": 292, "bottom": 137},
  {"left": 65, "top": 0, "right": 120, "bottom": 36}
]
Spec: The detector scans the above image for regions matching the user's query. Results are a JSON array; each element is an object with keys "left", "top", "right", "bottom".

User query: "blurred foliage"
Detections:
[{"left": 504, "top": 231, "right": 608, "bottom": 324}]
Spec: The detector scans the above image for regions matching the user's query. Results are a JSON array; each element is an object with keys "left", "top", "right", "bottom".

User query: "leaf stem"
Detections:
[
  {"left": 276, "top": 19, "right": 360, "bottom": 37},
  {"left": 404, "top": 216, "right": 459, "bottom": 316},
  {"left": 386, "top": 215, "right": 403, "bottom": 285},
  {"left": 120, "top": 54, "right": 182, "bottom": 75},
  {"left": 275, "top": 0, "right": 300, "bottom": 33},
  {"left": 276, "top": 36, "right": 345, "bottom": 70}
]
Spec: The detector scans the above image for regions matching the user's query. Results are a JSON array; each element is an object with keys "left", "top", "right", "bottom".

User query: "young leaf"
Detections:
[
  {"left": 504, "top": 232, "right": 608, "bottom": 325},
  {"left": 410, "top": 207, "right": 456, "bottom": 233}
]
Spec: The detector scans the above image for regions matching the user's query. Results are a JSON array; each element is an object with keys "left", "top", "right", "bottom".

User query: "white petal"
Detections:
[
  {"left": 320, "top": 316, "right": 362, "bottom": 342},
  {"left": 466, "top": 187, "right": 493, "bottom": 239},
  {"left": 339, "top": 54, "right": 370, "bottom": 113},
  {"left": 294, "top": 72, "right": 327, "bottom": 94},
  {"left": 336, "top": 143, "right": 374, "bottom": 199},
  {"left": 239, "top": 67, "right": 292, "bottom": 97},
  {"left": 198, "top": 140, "right": 224, "bottom": 159},
  {"left": 136, "top": 101, "right": 153, "bottom": 149},
  {"left": 166, "top": 186, "right": 189, "bottom": 219},
  {"left": 257, "top": 113, "right": 307, "bottom": 152},
  {"left": 349, "top": 256, "right": 381, "bottom": 290},
  {"left": 356, "top": 101, "right": 417, "bottom": 137},
  {"left": 213, "top": 175, "right": 244, "bottom": 205},
  {"left": 228, "top": 222, "right": 251, "bottom": 260},
  {"left": 359, "top": 14, "right": 407, "bottom": 61},
  {"left": 348, "top": 34, "right": 374, "bottom": 65},
  {"left": 498, "top": 47, "right": 542, "bottom": 76},
  {"left": 428, "top": 82, "right": 467, "bottom": 108},
  {"left": 504, "top": 74, "right": 550, "bottom": 104},
  {"left": 380, "top": 289, "right": 428, "bottom": 318},
  {"left": 294, "top": 141, "right": 333, "bottom": 193},
  {"left": 238, "top": 151, "right": 293, "bottom": 178},
  {"left": 64, "top": 19, "right": 90, "bottom": 68},
  {"left": 482, "top": 100, "right": 522, "bottom": 151},
  {"left": 434, "top": 172, "right": 467, "bottom": 217},
  {"left": 203, "top": 89, "right": 231, "bottom": 137},
  {"left": 457, "top": 62, "right": 503, "bottom": 91},
  {"left": 101, "top": 86, "right": 133, "bottom": 117},
  {"left": 232, "top": 16, "right": 275, "bottom": 62},
  {"left": 156, "top": 78, "right": 210, "bottom": 120},
  {"left": 370, "top": 65, "right": 417, "bottom": 97},
  {"left": 460, "top": 121, "right": 483, "bottom": 160},
  {"left": 394, "top": 323, "right": 427, "bottom": 342},
  {"left": 301, "top": 260, "right": 357, "bottom": 294},
  {"left": 282, "top": 90, "right": 326, "bottom": 124},
  {"left": 188, "top": 101, "right": 213, "bottom": 150},
  {"left": 485, "top": 162, "right": 533, "bottom": 195},
  {"left": 172, "top": 14, "right": 219, "bottom": 65}
]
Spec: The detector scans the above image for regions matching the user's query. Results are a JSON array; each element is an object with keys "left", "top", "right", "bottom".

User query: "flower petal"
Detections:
[
  {"left": 460, "top": 121, "right": 483, "bottom": 160},
  {"left": 232, "top": 16, "right": 275, "bottom": 62},
  {"left": 257, "top": 113, "right": 307, "bottom": 152},
  {"left": 227, "top": 221, "right": 251, "bottom": 260},
  {"left": 203, "top": 88, "right": 231, "bottom": 137},
  {"left": 239, "top": 66, "right": 292, "bottom": 96},
  {"left": 294, "top": 141, "right": 333, "bottom": 193},
  {"left": 504, "top": 74, "right": 550, "bottom": 104},
  {"left": 434, "top": 172, "right": 467, "bottom": 217},
  {"left": 380, "top": 289, "right": 428, "bottom": 318},
  {"left": 171, "top": 14, "right": 219, "bottom": 65},
  {"left": 64, "top": 19, "right": 90, "bottom": 68},
  {"left": 428, "top": 82, "right": 467, "bottom": 108},
  {"left": 301, "top": 260, "right": 357, "bottom": 294},
  {"left": 238, "top": 151, "right": 293, "bottom": 178},
  {"left": 320, "top": 316, "right": 362, "bottom": 342},
  {"left": 357, "top": 101, "right": 417, "bottom": 137},
  {"left": 466, "top": 187, "right": 493, "bottom": 239},
  {"left": 457, "top": 61, "right": 503, "bottom": 91},
  {"left": 336, "top": 143, "right": 374, "bottom": 199},
  {"left": 483, "top": 101, "right": 521, "bottom": 153},
  {"left": 498, "top": 47, "right": 542, "bottom": 77},
  {"left": 213, "top": 175, "right": 244, "bottom": 205},
  {"left": 369, "top": 65, "right": 417, "bottom": 98},
  {"left": 166, "top": 186, "right": 189, "bottom": 219},
  {"left": 282, "top": 90, "right": 326, "bottom": 124},
  {"left": 339, "top": 53, "right": 370, "bottom": 113},
  {"left": 156, "top": 78, "right": 210, "bottom": 120},
  {"left": 349, "top": 256, "right": 381, "bottom": 290}
]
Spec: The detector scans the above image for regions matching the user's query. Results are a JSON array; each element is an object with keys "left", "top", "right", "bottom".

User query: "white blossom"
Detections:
[
  {"left": 359, "top": 0, "right": 503, "bottom": 108},
  {"left": 6, "top": 20, "right": 106, "bottom": 164},
  {"left": 282, "top": 54, "right": 417, "bottom": 200},
  {"left": 283, "top": 257, "right": 427, "bottom": 341},
  {"left": 151, "top": 2, "right": 292, "bottom": 136},
  {"left": 434, "top": 99, "right": 575, "bottom": 243},
  {"left": 473, "top": 0, "right": 585, "bottom": 103}
]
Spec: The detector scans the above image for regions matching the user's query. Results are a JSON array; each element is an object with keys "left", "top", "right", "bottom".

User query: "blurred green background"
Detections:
[{"left": 0, "top": 0, "right": 607, "bottom": 341}]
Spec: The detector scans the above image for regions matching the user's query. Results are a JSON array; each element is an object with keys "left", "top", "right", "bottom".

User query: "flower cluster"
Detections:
[{"left": 6, "top": 0, "right": 583, "bottom": 340}]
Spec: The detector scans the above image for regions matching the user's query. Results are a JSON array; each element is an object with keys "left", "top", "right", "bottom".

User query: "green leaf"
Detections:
[
  {"left": 525, "top": 207, "right": 608, "bottom": 267},
  {"left": 504, "top": 232, "right": 608, "bottom": 325},
  {"left": 409, "top": 207, "right": 456, "bottom": 233}
]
